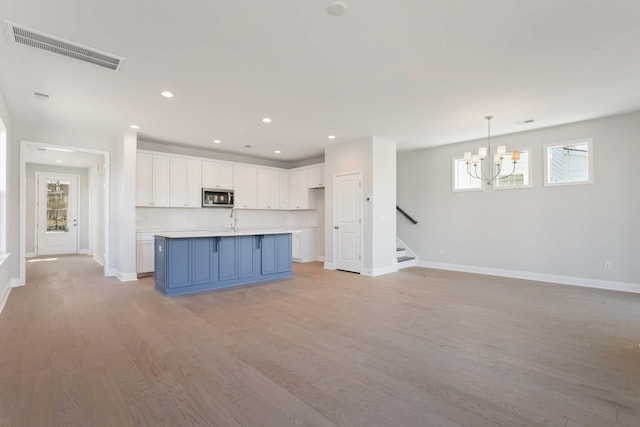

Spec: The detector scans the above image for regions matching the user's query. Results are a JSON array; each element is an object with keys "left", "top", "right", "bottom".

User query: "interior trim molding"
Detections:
[
  {"left": 0, "top": 284, "right": 11, "bottom": 315},
  {"left": 24, "top": 252, "right": 36, "bottom": 258},
  {"left": 417, "top": 261, "right": 640, "bottom": 294},
  {"left": 323, "top": 262, "right": 335, "bottom": 270},
  {"left": 10, "top": 277, "right": 24, "bottom": 287},
  {"left": 367, "top": 265, "right": 398, "bottom": 277},
  {"left": 93, "top": 255, "right": 104, "bottom": 266},
  {"left": 78, "top": 249, "right": 90, "bottom": 255},
  {"left": 316, "top": 256, "right": 325, "bottom": 262},
  {"left": 117, "top": 271, "right": 138, "bottom": 282}
]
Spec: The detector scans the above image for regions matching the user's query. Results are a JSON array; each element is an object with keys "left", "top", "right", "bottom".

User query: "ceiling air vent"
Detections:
[{"left": 4, "top": 21, "right": 125, "bottom": 71}]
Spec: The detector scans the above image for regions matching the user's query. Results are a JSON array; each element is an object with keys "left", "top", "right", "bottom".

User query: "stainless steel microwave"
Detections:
[{"left": 202, "top": 188, "right": 234, "bottom": 208}]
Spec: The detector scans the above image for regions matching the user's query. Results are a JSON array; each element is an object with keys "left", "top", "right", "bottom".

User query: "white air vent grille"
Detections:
[{"left": 4, "top": 21, "right": 125, "bottom": 71}]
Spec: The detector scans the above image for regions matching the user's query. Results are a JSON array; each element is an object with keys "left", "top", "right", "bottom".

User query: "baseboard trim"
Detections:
[
  {"left": 364, "top": 265, "right": 398, "bottom": 277},
  {"left": 0, "top": 285, "right": 11, "bottom": 315},
  {"left": 417, "top": 261, "right": 640, "bottom": 294},
  {"left": 25, "top": 252, "right": 36, "bottom": 258},
  {"left": 317, "top": 256, "right": 325, "bottom": 262},
  {"left": 78, "top": 249, "right": 90, "bottom": 255},
  {"left": 93, "top": 255, "right": 104, "bottom": 266},
  {"left": 117, "top": 272, "right": 138, "bottom": 282},
  {"left": 323, "top": 262, "right": 335, "bottom": 270},
  {"left": 10, "top": 277, "right": 24, "bottom": 288}
]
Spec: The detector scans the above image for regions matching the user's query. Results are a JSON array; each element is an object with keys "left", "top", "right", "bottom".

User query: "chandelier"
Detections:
[{"left": 463, "top": 116, "right": 520, "bottom": 185}]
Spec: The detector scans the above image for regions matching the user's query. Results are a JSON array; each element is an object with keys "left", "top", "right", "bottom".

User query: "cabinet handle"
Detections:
[{"left": 214, "top": 237, "right": 219, "bottom": 253}]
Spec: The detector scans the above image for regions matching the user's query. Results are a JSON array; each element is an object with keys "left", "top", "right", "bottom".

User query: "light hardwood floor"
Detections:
[{"left": 1, "top": 255, "right": 639, "bottom": 426}]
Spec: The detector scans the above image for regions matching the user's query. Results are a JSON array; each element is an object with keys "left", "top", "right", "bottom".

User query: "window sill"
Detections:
[{"left": 0, "top": 253, "right": 10, "bottom": 267}]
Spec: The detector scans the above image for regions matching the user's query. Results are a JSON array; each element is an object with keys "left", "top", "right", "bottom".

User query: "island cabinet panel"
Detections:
[
  {"left": 261, "top": 234, "right": 292, "bottom": 276},
  {"left": 168, "top": 239, "right": 191, "bottom": 288},
  {"left": 155, "top": 233, "right": 293, "bottom": 296},
  {"left": 191, "top": 238, "right": 217, "bottom": 285}
]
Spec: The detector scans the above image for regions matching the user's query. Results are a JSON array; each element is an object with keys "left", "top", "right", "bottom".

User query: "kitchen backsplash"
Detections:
[{"left": 136, "top": 207, "right": 317, "bottom": 231}]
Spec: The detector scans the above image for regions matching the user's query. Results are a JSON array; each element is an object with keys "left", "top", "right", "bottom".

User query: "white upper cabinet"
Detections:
[
  {"left": 278, "top": 171, "right": 289, "bottom": 209},
  {"left": 202, "top": 161, "right": 233, "bottom": 190},
  {"left": 170, "top": 158, "right": 202, "bottom": 207},
  {"left": 233, "top": 165, "right": 258, "bottom": 208},
  {"left": 307, "top": 165, "right": 325, "bottom": 188},
  {"left": 137, "top": 153, "right": 170, "bottom": 207},
  {"left": 257, "top": 168, "right": 279, "bottom": 209},
  {"left": 289, "top": 169, "right": 309, "bottom": 209}
]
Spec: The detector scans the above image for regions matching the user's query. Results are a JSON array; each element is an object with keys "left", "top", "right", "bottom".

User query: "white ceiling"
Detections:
[
  {"left": 1, "top": 0, "right": 640, "bottom": 162},
  {"left": 25, "top": 145, "right": 103, "bottom": 168}
]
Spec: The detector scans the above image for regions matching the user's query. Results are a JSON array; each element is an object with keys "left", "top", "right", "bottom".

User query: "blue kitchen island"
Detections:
[{"left": 154, "top": 230, "right": 297, "bottom": 296}]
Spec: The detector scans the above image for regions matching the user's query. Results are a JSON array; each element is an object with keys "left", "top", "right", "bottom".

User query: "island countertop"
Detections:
[{"left": 154, "top": 229, "right": 302, "bottom": 239}]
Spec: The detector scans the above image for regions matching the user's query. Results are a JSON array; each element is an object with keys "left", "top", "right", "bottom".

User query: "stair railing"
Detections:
[{"left": 396, "top": 206, "right": 418, "bottom": 224}]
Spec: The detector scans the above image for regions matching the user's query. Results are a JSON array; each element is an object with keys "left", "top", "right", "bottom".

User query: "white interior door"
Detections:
[
  {"left": 37, "top": 173, "right": 79, "bottom": 255},
  {"left": 335, "top": 173, "right": 362, "bottom": 273}
]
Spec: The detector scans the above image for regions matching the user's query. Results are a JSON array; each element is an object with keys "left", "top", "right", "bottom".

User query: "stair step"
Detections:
[
  {"left": 396, "top": 247, "right": 405, "bottom": 252},
  {"left": 397, "top": 256, "right": 414, "bottom": 263}
]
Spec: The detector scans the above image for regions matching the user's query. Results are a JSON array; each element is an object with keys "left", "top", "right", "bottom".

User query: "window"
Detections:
[
  {"left": 46, "top": 181, "right": 71, "bottom": 233},
  {"left": 544, "top": 139, "right": 593, "bottom": 186},
  {"left": 495, "top": 148, "right": 531, "bottom": 189},
  {"left": 453, "top": 157, "right": 483, "bottom": 192}
]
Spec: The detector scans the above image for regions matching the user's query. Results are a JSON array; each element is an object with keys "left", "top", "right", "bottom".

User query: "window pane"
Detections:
[
  {"left": 454, "top": 158, "right": 482, "bottom": 191},
  {"left": 547, "top": 142, "right": 590, "bottom": 184},
  {"left": 47, "top": 181, "right": 70, "bottom": 233},
  {"left": 495, "top": 150, "right": 529, "bottom": 188}
]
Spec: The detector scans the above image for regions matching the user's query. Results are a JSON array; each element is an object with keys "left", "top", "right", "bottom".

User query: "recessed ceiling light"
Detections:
[
  {"left": 328, "top": 135, "right": 336, "bottom": 139},
  {"left": 262, "top": 117, "right": 272, "bottom": 123},
  {"left": 130, "top": 125, "right": 140, "bottom": 129},
  {"left": 161, "top": 91, "right": 174, "bottom": 98},
  {"left": 55, "top": 160, "right": 63, "bottom": 163},
  {"left": 274, "top": 150, "right": 281, "bottom": 154},
  {"left": 328, "top": 1, "right": 348, "bottom": 16},
  {"left": 213, "top": 139, "right": 222, "bottom": 144}
]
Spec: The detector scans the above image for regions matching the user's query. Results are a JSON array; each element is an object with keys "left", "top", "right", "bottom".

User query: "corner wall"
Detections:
[{"left": 397, "top": 112, "right": 640, "bottom": 288}]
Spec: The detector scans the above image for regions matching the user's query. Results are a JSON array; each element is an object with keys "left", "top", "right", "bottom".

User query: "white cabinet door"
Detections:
[
  {"left": 171, "top": 158, "right": 201, "bottom": 207},
  {"left": 151, "top": 154, "right": 170, "bottom": 207},
  {"left": 170, "top": 157, "right": 187, "bottom": 207},
  {"left": 136, "top": 153, "right": 152, "bottom": 206},
  {"left": 233, "top": 165, "right": 258, "bottom": 208},
  {"left": 278, "top": 171, "right": 289, "bottom": 209},
  {"left": 202, "top": 161, "right": 233, "bottom": 190},
  {"left": 136, "top": 240, "right": 155, "bottom": 273},
  {"left": 185, "top": 159, "right": 202, "bottom": 207},
  {"left": 202, "top": 161, "right": 219, "bottom": 188},
  {"left": 257, "top": 168, "right": 279, "bottom": 209},
  {"left": 307, "top": 165, "right": 325, "bottom": 188},
  {"left": 292, "top": 232, "right": 301, "bottom": 259},
  {"left": 218, "top": 163, "right": 233, "bottom": 189},
  {"left": 289, "top": 169, "right": 309, "bottom": 209}
]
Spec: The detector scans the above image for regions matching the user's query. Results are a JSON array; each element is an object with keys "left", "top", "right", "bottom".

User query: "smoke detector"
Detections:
[{"left": 328, "top": 1, "right": 348, "bottom": 16}]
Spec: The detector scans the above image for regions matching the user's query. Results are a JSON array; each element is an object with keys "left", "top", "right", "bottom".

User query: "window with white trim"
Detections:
[
  {"left": 495, "top": 148, "right": 531, "bottom": 189},
  {"left": 453, "top": 157, "right": 483, "bottom": 192},
  {"left": 544, "top": 139, "right": 593, "bottom": 186}
]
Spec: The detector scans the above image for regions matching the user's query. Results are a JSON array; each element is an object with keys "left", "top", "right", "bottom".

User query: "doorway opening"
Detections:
[{"left": 19, "top": 140, "right": 110, "bottom": 286}]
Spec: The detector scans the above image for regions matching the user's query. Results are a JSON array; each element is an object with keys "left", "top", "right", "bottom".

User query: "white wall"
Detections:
[
  {"left": 0, "top": 89, "right": 11, "bottom": 312},
  {"left": 88, "top": 159, "right": 106, "bottom": 264},
  {"left": 25, "top": 164, "right": 90, "bottom": 254},
  {"left": 325, "top": 137, "right": 397, "bottom": 276},
  {"left": 371, "top": 138, "right": 397, "bottom": 275},
  {"left": 397, "top": 112, "right": 640, "bottom": 287}
]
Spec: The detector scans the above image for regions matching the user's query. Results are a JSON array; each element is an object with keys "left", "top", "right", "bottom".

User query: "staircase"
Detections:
[{"left": 396, "top": 238, "right": 416, "bottom": 270}]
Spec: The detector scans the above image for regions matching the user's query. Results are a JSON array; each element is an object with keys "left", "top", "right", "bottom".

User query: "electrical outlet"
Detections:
[{"left": 604, "top": 260, "right": 612, "bottom": 270}]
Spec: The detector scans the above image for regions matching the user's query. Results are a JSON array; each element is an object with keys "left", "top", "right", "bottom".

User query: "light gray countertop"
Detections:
[{"left": 154, "top": 229, "right": 302, "bottom": 239}]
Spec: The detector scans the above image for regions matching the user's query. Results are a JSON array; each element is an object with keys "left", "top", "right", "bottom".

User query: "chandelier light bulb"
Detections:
[
  {"left": 464, "top": 152, "right": 472, "bottom": 161},
  {"left": 478, "top": 147, "right": 487, "bottom": 158},
  {"left": 497, "top": 145, "right": 507, "bottom": 155}
]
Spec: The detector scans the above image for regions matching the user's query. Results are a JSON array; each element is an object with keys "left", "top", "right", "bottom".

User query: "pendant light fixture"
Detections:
[{"left": 463, "top": 116, "right": 520, "bottom": 185}]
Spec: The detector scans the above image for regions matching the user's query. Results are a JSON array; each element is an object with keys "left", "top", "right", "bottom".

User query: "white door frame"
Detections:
[
  {"left": 332, "top": 170, "right": 363, "bottom": 273},
  {"left": 19, "top": 140, "right": 111, "bottom": 286},
  {"left": 35, "top": 172, "right": 81, "bottom": 255}
]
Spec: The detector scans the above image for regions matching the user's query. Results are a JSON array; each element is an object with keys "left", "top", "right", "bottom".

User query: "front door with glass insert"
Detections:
[{"left": 37, "top": 173, "right": 79, "bottom": 255}]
